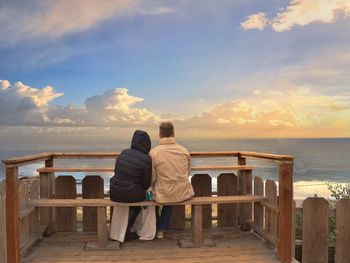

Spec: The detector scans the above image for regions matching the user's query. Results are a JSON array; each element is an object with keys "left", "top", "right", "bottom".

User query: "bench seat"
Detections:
[
  {"left": 30, "top": 195, "right": 266, "bottom": 250},
  {"left": 29, "top": 195, "right": 266, "bottom": 207}
]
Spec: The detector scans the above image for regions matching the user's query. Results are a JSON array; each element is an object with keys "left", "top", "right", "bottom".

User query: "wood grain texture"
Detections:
[
  {"left": 82, "top": 176, "right": 104, "bottom": 232},
  {"left": 37, "top": 165, "right": 256, "bottom": 173},
  {"left": 253, "top": 177, "right": 264, "bottom": 228},
  {"left": 217, "top": 173, "right": 238, "bottom": 227},
  {"left": 239, "top": 151, "right": 294, "bottom": 162},
  {"left": 6, "top": 166, "right": 20, "bottom": 263},
  {"left": 2, "top": 151, "right": 293, "bottom": 166},
  {"left": 168, "top": 205, "right": 185, "bottom": 230},
  {"left": 2, "top": 153, "right": 51, "bottom": 166},
  {"left": 265, "top": 179, "right": 277, "bottom": 237},
  {"left": 22, "top": 230, "right": 282, "bottom": 263},
  {"left": 191, "top": 174, "right": 212, "bottom": 228},
  {"left": 97, "top": 207, "right": 107, "bottom": 248},
  {"left": 335, "top": 198, "right": 350, "bottom": 263},
  {"left": 277, "top": 162, "right": 293, "bottom": 263},
  {"left": 0, "top": 180, "right": 7, "bottom": 263},
  {"left": 55, "top": 176, "right": 77, "bottom": 232},
  {"left": 29, "top": 179, "right": 40, "bottom": 243},
  {"left": 302, "top": 197, "right": 329, "bottom": 263},
  {"left": 30, "top": 195, "right": 267, "bottom": 207},
  {"left": 19, "top": 182, "right": 31, "bottom": 247},
  {"left": 238, "top": 157, "right": 252, "bottom": 231},
  {"left": 191, "top": 205, "right": 203, "bottom": 244},
  {"left": 39, "top": 171, "right": 54, "bottom": 236}
]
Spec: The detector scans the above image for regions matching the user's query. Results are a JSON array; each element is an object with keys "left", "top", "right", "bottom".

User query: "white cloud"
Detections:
[
  {"left": 82, "top": 88, "right": 159, "bottom": 125},
  {"left": 0, "top": 0, "right": 177, "bottom": 46},
  {"left": 179, "top": 86, "right": 350, "bottom": 137},
  {"left": 271, "top": 0, "right": 350, "bottom": 32},
  {"left": 0, "top": 0, "right": 135, "bottom": 45},
  {"left": 0, "top": 80, "right": 63, "bottom": 125},
  {"left": 241, "top": 0, "right": 350, "bottom": 32},
  {"left": 137, "top": 6, "right": 177, "bottom": 15},
  {"left": 241, "top": 12, "right": 268, "bottom": 30},
  {"left": 0, "top": 80, "right": 161, "bottom": 127},
  {"left": 1, "top": 79, "right": 349, "bottom": 138}
]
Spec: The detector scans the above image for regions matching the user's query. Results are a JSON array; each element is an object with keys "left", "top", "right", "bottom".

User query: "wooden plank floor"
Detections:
[{"left": 23, "top": 228, "right": 281, "bottom": 263}]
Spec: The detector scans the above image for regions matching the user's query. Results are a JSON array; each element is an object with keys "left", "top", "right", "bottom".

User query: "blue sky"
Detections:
[{"left": 1, "top": 0, "right": 350, "bottom": 138}]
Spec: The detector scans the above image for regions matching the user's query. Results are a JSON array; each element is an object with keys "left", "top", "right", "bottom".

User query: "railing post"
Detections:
[
  {"left": 40, "top": 157, "right": 55, "bottom": 235},
  {"left": 238, "top": 156, "right": 252, "bottom": 230},
  {"left": 5, "top": 166, "right": 20, "bottom": 263},
  {"left": 278, "top": 161, "right": 293, "bottom": 263}
]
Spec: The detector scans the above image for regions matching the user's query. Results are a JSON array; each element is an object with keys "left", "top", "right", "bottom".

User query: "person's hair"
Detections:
[{"left": 159, "top": 122, "right": 175, "bottom": 138}]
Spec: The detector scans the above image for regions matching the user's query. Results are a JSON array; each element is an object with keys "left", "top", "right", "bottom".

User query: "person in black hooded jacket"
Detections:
[{"left": 109, "top": 130, "right": 152, "bottom": 242}]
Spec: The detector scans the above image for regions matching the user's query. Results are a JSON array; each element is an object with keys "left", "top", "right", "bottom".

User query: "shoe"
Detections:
[
  {"left": 156, "top": 231, "right": 164, "bottom": 239},
  {"left": 115, "top": 241, "right": 121, "bottom": 249},
  {"left": 125, "top": 231, "right": 139, "bottom": 241}
]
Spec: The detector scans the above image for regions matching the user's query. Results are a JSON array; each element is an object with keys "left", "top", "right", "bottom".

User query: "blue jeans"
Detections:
[{"left": 156, "top": 206, "right": 172, "bottom": 231}]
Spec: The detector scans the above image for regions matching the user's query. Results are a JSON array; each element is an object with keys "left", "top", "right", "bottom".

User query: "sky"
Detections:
[{"left": 1, "top": 0, "right": 350, "bottom": 141}]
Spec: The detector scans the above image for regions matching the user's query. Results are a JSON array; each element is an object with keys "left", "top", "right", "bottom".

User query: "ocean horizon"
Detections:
[{"left": 1, "top": 137, "right": 349, "bottom": 199}]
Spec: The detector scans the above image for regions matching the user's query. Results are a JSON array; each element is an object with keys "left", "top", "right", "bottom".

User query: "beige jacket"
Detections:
[{"left": 150, "top": 137, "right": 194, "bottom": 203}]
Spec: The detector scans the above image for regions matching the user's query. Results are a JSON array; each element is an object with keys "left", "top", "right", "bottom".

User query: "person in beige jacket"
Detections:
[{"left": 150, "top": 122, "right": 194, "bottom": 238}]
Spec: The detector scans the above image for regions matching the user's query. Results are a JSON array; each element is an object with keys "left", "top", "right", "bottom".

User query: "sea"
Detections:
[{"left": 0, "top": 138, "right": 349, "bottom": 199}]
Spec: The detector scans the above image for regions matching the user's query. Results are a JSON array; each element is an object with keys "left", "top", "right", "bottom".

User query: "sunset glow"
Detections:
[{"left": 1, "top": 0, "right": 349, "bottom": 139}]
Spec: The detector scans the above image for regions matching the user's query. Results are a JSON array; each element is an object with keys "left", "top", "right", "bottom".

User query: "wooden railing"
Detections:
[
  {"left": 1, "top": 151, "right": 294, "bottom": 263},
  {"left": 295, "top": 198, "right": 350, "bottom": 263}
]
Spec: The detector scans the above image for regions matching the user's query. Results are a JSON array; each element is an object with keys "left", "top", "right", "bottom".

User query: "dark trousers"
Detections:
[
  {"left": 156, "top": 206, "right": 173, "bottom": 231},
  {"left": 127, "top": 206, "right": 141, "bottom": 231}
]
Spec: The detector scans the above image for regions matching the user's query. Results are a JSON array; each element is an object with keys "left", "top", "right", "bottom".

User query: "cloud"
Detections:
[
  {"left": 241, "top": 0, "right": 350, "bottom": 32},
  {"left": 81, "top": 88, "right": 159, "bottom": 125},
  {"left": 0, "top": 0, "right": 178, "bottom": 46},
  {"left": 271, "top": 0, "right": 350, "bottom": 32},
  {"left": 0, "top": 80, "right": 161, "bottom": 127},
  {"left": 0, "top": 0, "right": 134, "bottom": 45},
  {"left": 1, "top": 79, "right": 349, "bottom": 138},
  {"left": 0, "top": 80, "right": 63, "bottom": 125},
  {"left": 178, "top": 86, "right": 350, "bottom": 138},
  {"left": 241, "top": 12, "right": 268, "bottom": 30}
]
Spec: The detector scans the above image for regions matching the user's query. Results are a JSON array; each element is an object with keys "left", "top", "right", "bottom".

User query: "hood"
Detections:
[{"left": 131, "top": 130, "right": 151, "bottom": 154}]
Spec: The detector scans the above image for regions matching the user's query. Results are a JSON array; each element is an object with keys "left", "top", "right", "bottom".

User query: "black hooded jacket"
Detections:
[{"left": 110, "top": 130, "right": 152, "bottom": 203}]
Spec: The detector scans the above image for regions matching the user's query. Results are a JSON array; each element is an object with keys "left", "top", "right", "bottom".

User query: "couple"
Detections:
[{"left": 109, "top": 122, "right": 194, "bottom": 244}]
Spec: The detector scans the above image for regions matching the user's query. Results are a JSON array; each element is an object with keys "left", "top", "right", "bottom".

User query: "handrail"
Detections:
[
  {"left": 36, "top": 165, "right": 256, "bottom": 173},
  {"left": 2, "top": 151, "right": 294, "bottom": 166},
  {"left": 1, "top": 153, "right": 52, "bottom": 167},
  {"left": 239, "top": 151, "right": 294, "bottom": 162}
]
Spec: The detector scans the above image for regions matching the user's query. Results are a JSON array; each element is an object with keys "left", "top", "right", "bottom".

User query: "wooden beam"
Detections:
[
  {"left": 29, "top": 195, "right": 267, "bottom": 207},
  {"left": 1, "top": 151, "right": 294, "bottom": 167},
  {"left": 302, "top": 198, "right": 328, "bottom": 263},
  {"left": 239, "top": 151, "right": 294, "bottom": 162},
  {"left": 2, "top": 153, "right": 52, "bottom": 167},
  {"left": 6, "top": 166, "right": 20, "bottom": 263},
  {"left": 97, "top": 207, "right": 107, "bottom": 249},
  {"left": 37, "top": 165, "right": 256, "bottom": 173},
  {"left": 0, "top": 180, "right": 6, "bottom": 263},
  {"left": 191, "top": 205, "right": 203, "bottom": 244},
  {"left": 238, "top": 157, "right": 252, "bottom": 231},
  {"left": 335, "top": 199, "right": 350, "bottom": 263},
  {"left": 40, "top": 157, "right": 55, "bottom": 236},
  {"left": 278, "top": 162, "right": 294, "bottom": 263},
  {"left": 248, "top": 221, "right": 278, "bottom": 247},
  {"left": 52, "top": 152, "right": 119, "bottom": 159},
  {"left": 190, "top": 151, "right": 239, "bottom": 158}
]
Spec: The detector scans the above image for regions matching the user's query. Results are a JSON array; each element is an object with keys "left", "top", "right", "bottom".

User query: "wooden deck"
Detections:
[{"left": 23, "top": 228, "right": 282, "bottom": 263}]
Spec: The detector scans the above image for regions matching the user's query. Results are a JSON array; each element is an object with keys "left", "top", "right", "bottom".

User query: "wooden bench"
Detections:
[
  {"left": 29, "top": 195, "right": 266, "bottom": 249},
  {"left": 35, "top": 165, "right": 258, "bottom": 249}
]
